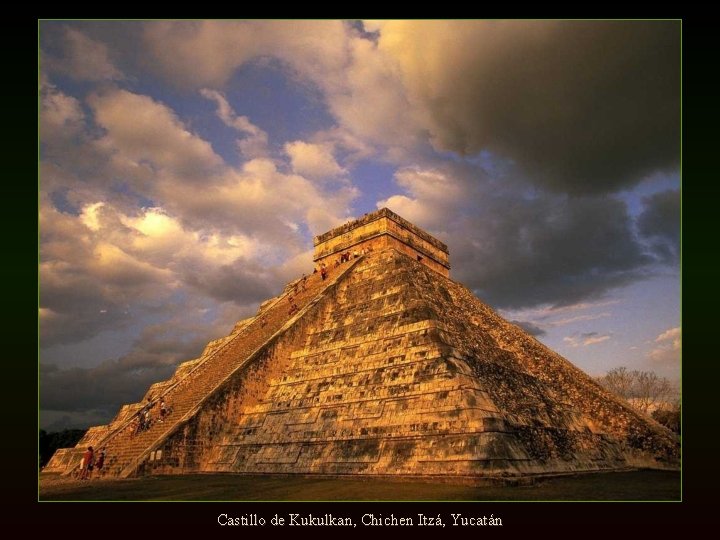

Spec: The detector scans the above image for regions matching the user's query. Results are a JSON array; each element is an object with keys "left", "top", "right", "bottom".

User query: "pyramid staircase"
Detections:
[{"left": 48, "top": 256, "right": 364, "bottom": 478}]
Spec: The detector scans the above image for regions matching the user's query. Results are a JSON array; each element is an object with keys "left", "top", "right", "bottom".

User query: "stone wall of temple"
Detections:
[{"left": 313, "top": 208, "right": 450, "bottom": 277}]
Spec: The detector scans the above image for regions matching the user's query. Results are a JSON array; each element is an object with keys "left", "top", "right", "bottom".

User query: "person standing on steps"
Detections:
[
  {"left": 86, "top": 447, "right": 95, "bottom": 479},
  {"left": 144, "top": 406, "right": 151, "bottom": 430},
  {"left": 80, "top": 446, "right": 94, "bottom": 480},
  {"left": 159, "top": 398, "right": 167, "bottom": 422},
  {"left": 131, "top": 416, "right": 141, "bottom": 437},
  {"left": 95, "top": 448, "right": 105, "bottom": 476}
]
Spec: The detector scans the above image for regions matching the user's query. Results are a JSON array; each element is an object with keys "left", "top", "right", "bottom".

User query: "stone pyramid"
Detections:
[{"left": 45, "top": 208, "right": 679, "bottom": 481}]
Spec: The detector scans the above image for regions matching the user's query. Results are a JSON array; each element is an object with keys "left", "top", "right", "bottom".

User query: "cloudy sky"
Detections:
[{"left": 39, "top": 20, "right": 680, "bottom": 431}]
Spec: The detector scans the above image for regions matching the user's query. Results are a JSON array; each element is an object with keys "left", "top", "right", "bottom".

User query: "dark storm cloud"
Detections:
[
  {"left": 40, "top": 319, "right": 222, "bottom": 423},
  {"left": 40, "top": 295, "right": 132, "bottom": 347},
  {"left": 637, "top": 189, "right": 680, "bottom": 264},
  {"left": 39, "top": 254, "right": 148, "bottom": 347},
  {"left": 40, "top": 21, "right": 142, "bottom": 82},
  {"left": 450, "top": 194, "right": 652, "bottom": 309},
  {"left": 389, "top": 20, "right": 680, "bottom": 193},
  {"left": 40, "top": 361, "right": 175, "bottom": 415},
  {"left": 39, "top": 250, "right": 164, "bottom": 347},
  {"left": 382, "top": 160, "right": 662, "bottom": 311},
  {"left": 511, "top": 320, "right": 547, "bottom": 337},
  {"left": 181, "top": 261, "right": 277, "bottom": 305}
]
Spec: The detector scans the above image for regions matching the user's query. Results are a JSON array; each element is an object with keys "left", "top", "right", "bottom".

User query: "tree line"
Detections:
[{"left": 595, "top": 367, "right": 680, "bottom": 435}]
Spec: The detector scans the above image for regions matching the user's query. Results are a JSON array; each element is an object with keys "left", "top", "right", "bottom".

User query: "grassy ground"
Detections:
[{"left": 39, "top": 469, "right": 679, "bottom": 501}]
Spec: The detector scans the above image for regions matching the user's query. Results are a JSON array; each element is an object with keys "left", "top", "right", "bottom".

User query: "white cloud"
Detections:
[
  {"left": 583, "top": 335, "right": 611, "bottom": 346},
  {"left": 90, "top": 241, "right": 172, "bottom": 286},
  {"left": 563, "top": 333, "right": 611, "bottom": 348},
  {"left": 40, "top": 81, "right": 85, "bottom": 143},
  {"left": 285, "top": 141, "right": 344, "bottom": 179},
  {"left": 79, "top": 202, "right": 105, "bottom": 231},
  {"left": 323, "top": 33, "right": 423, "bottom": 154},
  {"left": 40, "top": 195, "right": 268, "bottom": 348},
  {"left": 121, "top": 207, "right": 257, "bottom": 265},
  {"left": 41, "top": 82, "right": 361, "bottom": 351},
  {"left": 655, "top": 326, "right": 681, "bottom": 348},
  {"left": 142, "top": 21, "right": 262, "bottom": 87},
  {"left": 503, "top": 301, "right": 621, "bottom": 332},
  {"left": 199, "top": 88, "right": 262, "bottom": 135},
  {"left": 40, "top": 197, "right": 173, "bottom": 346},
  {"left": 143, "top": 21, "right": 348, "bottom": 89},
  {"left": 200, "top": 88, "right": 269, "bottom": 158},
  {"left": 647, "top": 326, "right": 681, "bottom": 364},
  {"left": 549, "top": 312, "right": 612, "bottom": 327},
  {"left": 149, "top": 157, "right": 357, "bottom": 242},
  {"left": 89, "top": 89, "right": 223, "bottom": 176},
  {"left": 142, "top": 21, "right": 424, "bottom": 156},
  {"left": 377, "top": 167, "right": 464, "bottom": 232},
  {"left": 82, "top": 88, "right": 357, "bottom": 244}
]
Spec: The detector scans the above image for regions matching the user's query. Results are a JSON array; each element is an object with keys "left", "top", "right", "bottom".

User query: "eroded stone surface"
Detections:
[{"left": 144, "top": 250, "right": 677, "bottom": 478}]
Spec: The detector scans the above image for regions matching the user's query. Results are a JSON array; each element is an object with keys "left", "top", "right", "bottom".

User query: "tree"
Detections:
[
  {"left": 596, "top": 367, "right": 677, "bottom": 415},
  {"left": 652, "top": 400, "right": 681, "bottom": 435},
  {"left": 632, "top": 371, "right": 674, "bottom": 414},
  {"left": 596, "top": 367, "right": 634, "bottom": 399}
]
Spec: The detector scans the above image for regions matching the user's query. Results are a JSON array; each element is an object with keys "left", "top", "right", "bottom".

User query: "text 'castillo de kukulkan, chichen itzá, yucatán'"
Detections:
[{"left": 45, "top": 208, "right": 679, "bottom": 481}]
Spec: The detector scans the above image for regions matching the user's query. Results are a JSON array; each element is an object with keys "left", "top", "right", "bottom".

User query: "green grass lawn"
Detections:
[{"left": 39, "top": 469, "right": 680, "bottom": 501}]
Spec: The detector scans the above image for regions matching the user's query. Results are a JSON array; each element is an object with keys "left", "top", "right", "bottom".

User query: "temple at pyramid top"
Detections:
[{"left": 313, "top": 207, "right": 451, "bottom": 277}]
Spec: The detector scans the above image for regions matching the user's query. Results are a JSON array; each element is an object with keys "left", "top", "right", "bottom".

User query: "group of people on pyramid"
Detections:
[
  {"left": 312, "top": 246, "right": 372, "bottom": 282},
  {"left": 78, "top": 445, "right": 105, "bottom": 480},
  {"left": 338, "top": 247, "right": 369, "bottom": 265},
  {"left": 132, "top": 397, "right": 170, "bottom": 436}
]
